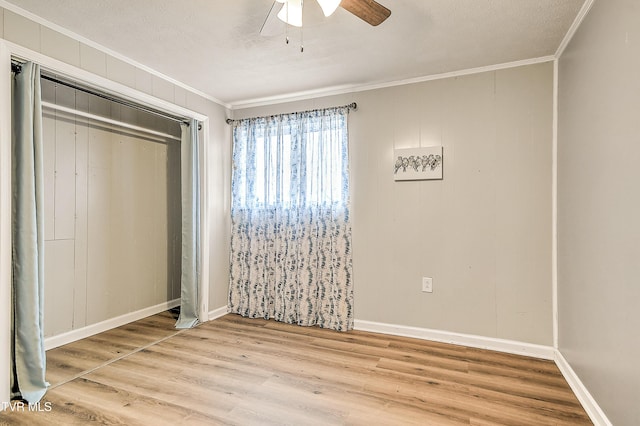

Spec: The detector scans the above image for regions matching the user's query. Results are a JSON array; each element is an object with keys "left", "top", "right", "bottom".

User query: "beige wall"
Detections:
[
  {"left": 558, "top": 1, "right": 640, "bottom": 424},
  {"left": 233, "top": 62, "right": 554, "bottom": 345}
]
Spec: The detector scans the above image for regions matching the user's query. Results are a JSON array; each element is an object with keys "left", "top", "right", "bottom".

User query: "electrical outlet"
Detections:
[{"left": 422, "top": 277, "right": 433, "bottom": 293}]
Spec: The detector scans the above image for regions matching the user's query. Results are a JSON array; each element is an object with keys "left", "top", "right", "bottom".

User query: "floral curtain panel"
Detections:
[{"left": 228, "top": 107, "right": 353, "bottom": 331}]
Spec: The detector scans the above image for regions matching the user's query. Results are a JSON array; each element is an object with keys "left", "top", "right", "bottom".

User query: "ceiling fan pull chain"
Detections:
[{"left": 300, "top": 0, "right": 304, "bottom": 52}]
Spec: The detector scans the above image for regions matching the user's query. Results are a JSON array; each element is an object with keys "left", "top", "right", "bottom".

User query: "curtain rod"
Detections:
[
  {"left": 225, "top": 102, "right": 357, "bottom": 125},
  {"left": 11, "top": 60, "right": 199, "bottom": 129}
]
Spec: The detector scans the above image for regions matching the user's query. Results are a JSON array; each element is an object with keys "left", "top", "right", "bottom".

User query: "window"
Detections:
[
  {"left": 228, "top": 105, "right": 355, "bottom": 332},
  {"left": 232, "top": 110, "right": 349, "bottom": 210}
]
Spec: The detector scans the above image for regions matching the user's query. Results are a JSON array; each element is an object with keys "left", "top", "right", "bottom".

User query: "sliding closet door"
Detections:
[{"left": 41, "top": 80, "right": 181, "bottom": 337}]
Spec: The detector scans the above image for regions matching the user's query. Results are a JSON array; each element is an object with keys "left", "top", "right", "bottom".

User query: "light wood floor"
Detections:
[{"left": 1, "top": 311, "right": 592, "bottom": 425}]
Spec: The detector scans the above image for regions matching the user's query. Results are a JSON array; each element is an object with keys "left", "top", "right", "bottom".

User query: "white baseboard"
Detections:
[
  {"left": 53, "top": 305, "right": 606, "bottom": 426},
  {"left": 202, "top": 312, "right": 555, "bottom": 359},
  {"left": 354, "top": 319, "right": 556, "bottom": 360},
  {"left": 44, "top": 298, "right": 180, "bottom": 350},
  {"left": 208, "top": 305, "right": 229, "bottom": 321},
  {"left": 354, "top": 318, "right": 611, "bottom": 426},
  {"left": 554, "top": 351, "right": 612, "bottom": 426}
]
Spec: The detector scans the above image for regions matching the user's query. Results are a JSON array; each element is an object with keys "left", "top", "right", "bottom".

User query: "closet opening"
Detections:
[
  {"left": 40, "top": 69, "right": 185, "bottom": 339},
  {"left": 1, "top": 46, "right": 210, "bottom": 405},
  {"left": 10, "top": 57, "right": 206, "bottom": 348}
]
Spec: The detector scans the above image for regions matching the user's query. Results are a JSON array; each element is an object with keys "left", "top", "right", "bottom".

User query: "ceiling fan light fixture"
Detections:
[
  {"left": 277, "top": 0, "right": 303, "bottom": 27},
  {"left": 317, "top": 0, "right": 341, "bottom": 17}
]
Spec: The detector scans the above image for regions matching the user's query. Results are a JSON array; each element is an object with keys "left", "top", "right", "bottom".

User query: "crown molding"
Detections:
[
  {"left": 555, "top": 0, "right": 596, "bottom": 58},
  {"left": 0, "top": 0, "right": 566, "bottom": 113},
  {"left": 228, "top": 55, "right": 556, "bottom": 110},
  {"left": 0, "top": 0, "right": 230, "bottom": 109}
]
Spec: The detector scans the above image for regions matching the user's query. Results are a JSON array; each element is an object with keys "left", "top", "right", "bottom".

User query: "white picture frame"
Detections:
[{"left": 393, "top": 146, "right": 443, "bottom": 181}]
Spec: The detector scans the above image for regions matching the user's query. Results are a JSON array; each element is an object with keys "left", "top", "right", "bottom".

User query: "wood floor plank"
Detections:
[
  {"left": 85, "top": 361, "right": 243, "bottom": 417},
  {"left": 44, "top": 310, "right": 181, "bottom": 387},
  {"left": 1, "top": 312, "right": 592, "bottom": 425},
  {"left": 0, "top": 378, "right": 229, "bottom": 425},
  {"left": 468, "top": 385, "right": 592, "bottom": 425}
]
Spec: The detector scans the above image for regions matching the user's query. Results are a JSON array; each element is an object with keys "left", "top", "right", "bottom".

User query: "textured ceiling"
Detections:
[{"left": 4, "top": 0, "right": 585, "bottom": 107}]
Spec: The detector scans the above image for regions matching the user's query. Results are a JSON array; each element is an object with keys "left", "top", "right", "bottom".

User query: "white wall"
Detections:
[
  {"left": 557, "top": 1, "right": 640, "bottom": 424},
  {"left": 233, "top": 62, "right": 554, "bottom": 346}
]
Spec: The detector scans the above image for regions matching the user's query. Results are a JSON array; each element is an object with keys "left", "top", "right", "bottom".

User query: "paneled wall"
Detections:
[
  {"left": 0, "top": 5, "right": 232, "bottom": 313},
  {"left": 41, "top": 79, "right": 182, "bottom": 337},
  {"left": 558, "top": 0, "right": 640, "bottom": 424},
  {"left": 233, "top": 62, "right": 553, "bottom": 346}
]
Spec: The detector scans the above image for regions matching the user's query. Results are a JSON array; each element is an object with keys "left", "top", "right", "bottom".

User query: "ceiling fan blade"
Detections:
[
  {"left": 260, "top": 1, "right": 286, "bottom": 36},
  {"left": 340, "top": 0, "right": 391, "bottom": 26}
]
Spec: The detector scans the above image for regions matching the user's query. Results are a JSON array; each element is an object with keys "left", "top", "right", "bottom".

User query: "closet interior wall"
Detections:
[{"left": 41, "top": 78, "right": 182, "bottom": 337}]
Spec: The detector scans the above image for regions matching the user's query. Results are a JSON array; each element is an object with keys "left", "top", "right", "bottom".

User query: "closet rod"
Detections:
[
  {"left": 42, "top": 101, "right": 181, "bottom": 142},
  {"left": 12, "top": 60, "right": 200, "bottom": 129}
]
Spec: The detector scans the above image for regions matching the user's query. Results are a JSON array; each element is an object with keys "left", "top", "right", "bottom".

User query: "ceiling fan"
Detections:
[{"left": 261, "top": 0, "right": 391, "bottom": 36}]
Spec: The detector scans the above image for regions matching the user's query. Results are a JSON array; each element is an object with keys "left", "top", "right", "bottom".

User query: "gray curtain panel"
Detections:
[
  {"left": 175, "top": 119, "right": 200, "bottom": 329},
  {"left": 228, "top": 107, "right": 354, "bottom": 331},
  {"left": 11, "top": 61, "right": 49, "bottom": 402}
]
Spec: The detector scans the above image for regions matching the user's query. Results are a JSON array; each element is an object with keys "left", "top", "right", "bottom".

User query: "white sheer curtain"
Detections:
[{"left": 228, "top": 106, "right": 354, "bottom": 331}]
